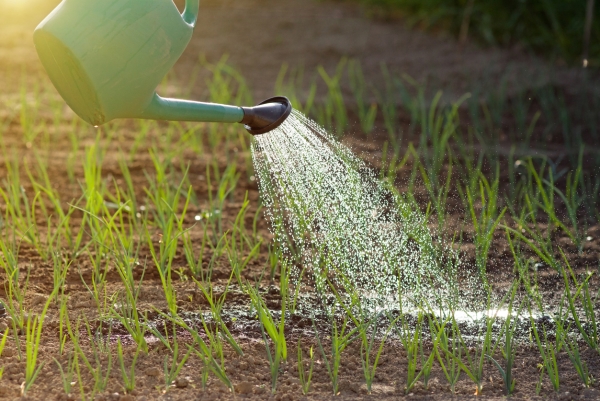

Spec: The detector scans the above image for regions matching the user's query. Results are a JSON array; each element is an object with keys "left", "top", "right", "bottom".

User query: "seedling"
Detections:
[
  {"left": 314, "top": 311, "right": 359, "bottom": 395},
  {"left": 154, "top": 309, "right": 233, "bottom": 392},
  {"left": 22, "top": 286, "right": 56, "bottom": 395},
  {"left": 247, "top": 281, "right": 288, "bottom": 393},
  {"left": 297, "top": 341, "right": 314, "bottom": 395},
  {"left": 464, "top": 166, "right": 506, "bottom": 288},
  {"left": 0, "top": 328, "right": 9, "bottom": 380},
  {"left": 316, "top": 58, "right": 348, "bottom": 136},
  {"left": 529, "top": 302, "right": 561, "bottom": 393},
  {"left": 54, "top": 354, "right": 77, "bottom": 396},
  {"left": 564, "top": 335, "right": 594, "bottom": 388},
  {"left": 195, "top": 277, "right": 243, "bottom": 356},
  {"left": 348, "top": 59, "right": 377, "bottom": 135},
  {"left": 117, "top": 339, "right": 140, "bottom": 394},
  {"left": 163, "top": 340, "right": 192, "bottom": 391},
  {"left": 434, "top": 319, "right": 462, "bottom": 394},
  {"left": 559, "top": 250, "right": 599, "bottom": 352},
  {"left": 359, "top": 317, "right": 392, "bottom": 394},
  {"left": 486, "top": 284, "right": 521, "bottom": 396}
]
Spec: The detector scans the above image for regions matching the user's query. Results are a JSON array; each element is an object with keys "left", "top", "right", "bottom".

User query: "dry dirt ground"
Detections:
[{"left": 1, "top": 1, "right": 600, "bottom": 401}]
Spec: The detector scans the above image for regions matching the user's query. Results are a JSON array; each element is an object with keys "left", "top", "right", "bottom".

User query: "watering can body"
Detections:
[
  {"left": 34, "top": 0, "right": 245, "bottom": 126},
  {"left": 34, "top": 0, "right": 292, "bottom": 133}
]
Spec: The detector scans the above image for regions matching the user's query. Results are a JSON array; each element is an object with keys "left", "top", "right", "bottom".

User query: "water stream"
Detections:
[{"left": 251, "top": 110, "right": 482, "bottom": 311}]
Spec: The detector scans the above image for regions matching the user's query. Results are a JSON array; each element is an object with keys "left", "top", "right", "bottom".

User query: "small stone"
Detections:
[
  {"left": 119, "top": 395, "right": 135, "bottom": 401},
  {"left": 0, "top": 322, "right": 7, "bottom": 331},
  {"left": 144, "top": 367, "right": 161, "bottom": 377},
  {"left": 175, "top": 377, "right": 189, "bottom": 388},
  {"left": 235, "top": 382, "right": 254, "bottom": 394}
]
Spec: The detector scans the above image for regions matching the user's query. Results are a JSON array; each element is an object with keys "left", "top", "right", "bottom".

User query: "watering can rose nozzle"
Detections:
[{"left": 240, "top": 97, "right": 293, "bottom": 135}]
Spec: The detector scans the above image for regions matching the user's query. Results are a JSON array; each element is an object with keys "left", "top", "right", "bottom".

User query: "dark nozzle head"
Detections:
[{"left": 241, "top": 96, "right": 292, "bottom": 135}]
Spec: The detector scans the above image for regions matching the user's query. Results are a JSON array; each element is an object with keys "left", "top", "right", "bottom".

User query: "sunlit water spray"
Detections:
[{"left": 252, "top": 110, "right": 480, "bottom": 312}]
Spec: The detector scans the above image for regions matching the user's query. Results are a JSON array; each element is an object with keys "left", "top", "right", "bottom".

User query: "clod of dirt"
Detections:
[
  {"left": 0, "top": 385, "right": 12, "bottom": 397},
  {"left": 582, "top": 388, "right": 600, "bottom": 399},
  {"left": 29, "top": 294, "right": 48, "bottom": 307},
  {"left": 56, "top": 394, "right": 77, "bottom": 401},
  {"left": 119, "top": 394, "right": 135, "bottom": 401},
  {"left": 174, "top": 378, "right": 189, "bottom": 388},
  {"left": 2, "top": 348, "right": 15, "bottom": 357},
  {"left": 144, "top": 367, "right": 161, "bottom": 377},
  {"left": 559, "top": 391, "right": 574, "bottom": 401},
  {"left": 343, "top": 382, "right": 397, "bottom": 395},
  {"left": 234, "top": 382, "right": 254, "bottom": 394}
]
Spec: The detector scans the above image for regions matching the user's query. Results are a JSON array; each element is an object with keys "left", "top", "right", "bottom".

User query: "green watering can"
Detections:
[{"left": 33, "top": 0, "right": 291, "bottom": 135}]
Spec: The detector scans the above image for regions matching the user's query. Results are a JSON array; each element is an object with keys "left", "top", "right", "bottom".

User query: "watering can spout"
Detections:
[
  {"left": 139, "top": 94, "right": 292, "bottom": 135},
  {"left": 33, "top": 0, "right": 291, "bottom": 135}
]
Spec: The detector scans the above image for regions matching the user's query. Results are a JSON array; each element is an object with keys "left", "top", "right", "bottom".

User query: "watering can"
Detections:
[{"left": 33, "top": 0, "right": 291, "bottom": 135}]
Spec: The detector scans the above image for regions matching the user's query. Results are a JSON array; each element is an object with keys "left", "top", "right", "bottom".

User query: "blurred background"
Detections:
[
  {"left": 4, "top": 0, "right": 599, "bottom": 167},
  {"left": 1, "top": 0, "right": 598, "bottom": 103}
]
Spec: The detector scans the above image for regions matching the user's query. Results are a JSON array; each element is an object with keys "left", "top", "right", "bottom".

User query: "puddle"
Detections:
[{"left": 88, "top": 286, "right": 599, "bottom": 346}]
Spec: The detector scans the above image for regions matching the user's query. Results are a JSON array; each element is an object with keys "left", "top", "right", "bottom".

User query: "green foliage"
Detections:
[
  {"left": 353, "top": 0, "right": 600, "bottom": 64},
  {"left": 2, "top": 55, "right": 600, "bottom": 400},
  {"left": 116, "top": 340, "right": 140, "bottom": 394},
  {"left": 314, "top": 311, "right": 359, "bottom": 395},
  {"left": 246, "top": 279, "right": 288, "bottom": 394},
  {"left": 486, "top": 284, "right": 520, "bottom": 396},
  {"left": 163, "top": 340, "right": 192, "bottom": 391},
  {"left": 297, "top": 341, "right": 315, "bottom": 395},
  {"left": 54, "top": 354, "right": 77, "bottom": 397},
  {"left": 23, "top": 295, "right": 54, "bottom": 394}
]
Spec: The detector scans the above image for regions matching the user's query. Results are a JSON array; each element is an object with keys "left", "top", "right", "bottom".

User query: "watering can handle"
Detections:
[{"left": 182, "top": 0, "right": 200, "bottom": 27}]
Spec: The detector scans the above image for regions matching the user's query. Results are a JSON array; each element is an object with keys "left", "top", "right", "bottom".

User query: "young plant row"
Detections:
[{"left": 0, "top": 56, "right": 598, "bottom": 399}]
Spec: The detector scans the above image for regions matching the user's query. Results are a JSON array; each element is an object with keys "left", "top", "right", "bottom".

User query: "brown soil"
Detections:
[{"left": 1, "top": 1, "right": 600, "bottom": 401}]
